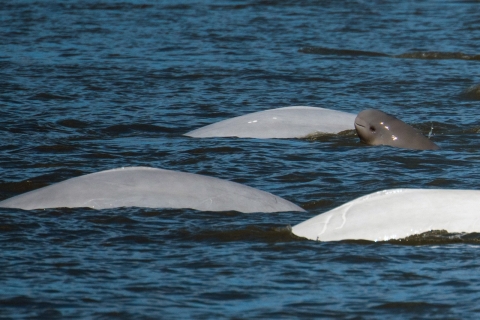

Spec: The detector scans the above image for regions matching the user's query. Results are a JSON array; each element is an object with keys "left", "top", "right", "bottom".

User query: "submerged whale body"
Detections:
[
  {"left": 0, "top": 167, "right": 305, "bottom": 213},
  {"left": 354, "top": 109, "right": 439, "bottom": 150},
  {"left": 292, "top": 189, "right": 480, "bottom": 242},
  {"left": 185, "top": 106, "right": 357, "bottom": 138}
]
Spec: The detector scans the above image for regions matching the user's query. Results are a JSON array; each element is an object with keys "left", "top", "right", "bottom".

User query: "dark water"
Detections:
[{"left": 2, "top": 0, "right": 480, "bottom": 318}]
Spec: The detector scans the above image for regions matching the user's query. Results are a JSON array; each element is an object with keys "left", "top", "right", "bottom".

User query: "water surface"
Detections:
[{"left": 1, "top": 0, "right": 480, "bottom": 318}]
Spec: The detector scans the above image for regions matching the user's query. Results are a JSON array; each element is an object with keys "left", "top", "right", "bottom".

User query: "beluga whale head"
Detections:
[{"left": 354, "top": 109, "right": 439, "bottom": 150}]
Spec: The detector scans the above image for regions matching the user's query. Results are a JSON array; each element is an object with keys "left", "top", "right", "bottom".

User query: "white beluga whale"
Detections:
[
  {"left": 185, "top": 106, "right": 357, "bottom": 138},
  {"left": 0, "top": 167, "right": 305, "bottom": 213},
  {"left": 292, "top": 189, "right": 480, "bottom": 242}
]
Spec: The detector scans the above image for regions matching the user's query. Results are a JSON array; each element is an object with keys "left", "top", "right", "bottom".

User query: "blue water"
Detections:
[{"left": 2, "top": 0, "right": 480, "bottom": 318}]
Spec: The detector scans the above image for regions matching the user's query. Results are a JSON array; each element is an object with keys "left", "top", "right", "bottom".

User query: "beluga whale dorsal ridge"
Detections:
[
  {"left": 354, "top": 109, "right": 439, "bottom": 150},
  {"left": 185, "top": 106, "right": 357, "bottom": 139},
  {"left": 0, "top": 167, "right": 305, "bottom": 213}
]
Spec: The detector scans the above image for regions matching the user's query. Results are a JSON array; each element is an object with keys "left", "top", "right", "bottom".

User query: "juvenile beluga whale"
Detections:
[
  {"left": 354, "top": 109, "right": 439, "bottom": 150},
  {"left": 292, "top": 189, "right": 480, "bottom": 242},
  {"left": 0, "top": 167, "right": 304, "bottom": 213},
  {"left": 185, "top": 106, "right": 357, "bottom": 138}
]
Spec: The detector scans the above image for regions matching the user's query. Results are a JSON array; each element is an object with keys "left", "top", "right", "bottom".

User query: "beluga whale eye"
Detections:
[{"left": 369, "top": 126, "right": 376, "bottom": 132}]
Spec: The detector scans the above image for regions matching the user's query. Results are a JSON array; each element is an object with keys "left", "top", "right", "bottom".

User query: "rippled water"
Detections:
[{"left": 2, "top": 0, "right": 480, "bottom": 318}]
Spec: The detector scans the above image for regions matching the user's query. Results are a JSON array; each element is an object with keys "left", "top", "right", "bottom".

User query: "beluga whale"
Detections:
[
  {"left": 0, "top": 167, "right": 304, "bottom": 213},
  {"left": 354, "top": 109, "right": 439, "bottom": 150},
  {"left": 185, "top": 106, "right": 357, "bottom": 139},
  {"left": 292, "top": 188, "right": 480, "bottom": 242}
]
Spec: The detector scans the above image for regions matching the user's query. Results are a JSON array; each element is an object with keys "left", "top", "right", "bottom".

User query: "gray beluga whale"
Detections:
[
  {"left": 354, "top": 109, "right": 439, "bottom": 150},
  {"left": 292, "top": 189, "right": 480, "bottom": 242},
  {"left": 185, "top": 106, "right": 357, "bottom": 138},
  {"left": 0, "top": 167, "right": 305, "bottom": 213}
]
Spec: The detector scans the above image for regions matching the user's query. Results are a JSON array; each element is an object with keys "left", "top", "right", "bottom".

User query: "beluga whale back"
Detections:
[
  {"left": 0, "top": 167, "right": 305, "bottom": 213},
  {"left": 292, "top": 188, "right": 480, "bottom": 242},
  {"left": 185, "top": 106, "right": 357, "bottom": 139}
]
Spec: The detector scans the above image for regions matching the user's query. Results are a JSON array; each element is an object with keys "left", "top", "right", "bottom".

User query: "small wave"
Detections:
[
  {"left": 373, "top": 301, "right": 452, "bottom": 313},
  {"left": 183, "top": 225, "right": 301, "bottom": 243},
  {"left": 0, "top": 169, "right": 84, "bottom": 200},
  {"left": 28, "top": 93, "right": 75, "bottom": 101},
  {"left": 298, "top": 46, "right": 388, "bottom": 57},
  {"left": 300, "top": 199, "right": 335, "bottom": 211},
  {"left": 395, "top": 51, "right": 480, "bottom": 60},
  {"left": 299, "top": 46, "right": 480, "bottom": 61},
  {"left": 34, "top": 144, "right": 78, "bottom": 153},
  {"left": 0, "top": 181, "right": 46, "bottom": 196},
  {"left": 103, "top": 123, "right": 177, "bottom": 134},
  {"left": 336, "top": 230, "right": 480, "bottom": 245},
  {"left": 186, "top": 146, "right": 245, "bottom": 155},
  {"left": 459, "top": 84, "right": 480, "bottom": 100},
  {"left": 304, "top": 129, "right": 357, "bottom": 140},
  {"left": 88, "top": 215, "right": 138, "bottom": 225},
  {"left": 103, "top": 235, "right": 157, "bottom": 245},
  {"left": 63, "top": 3, "right": 153, "bottom": 11},
  {"left": 388, "top": 230, "right": 480, "bottom": 245},
  {"left": 57, "top": 119, "right": 89, "bottom": 129},
  {"left": 198, "top": 290, "right": 255, "bottom": 301}
]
